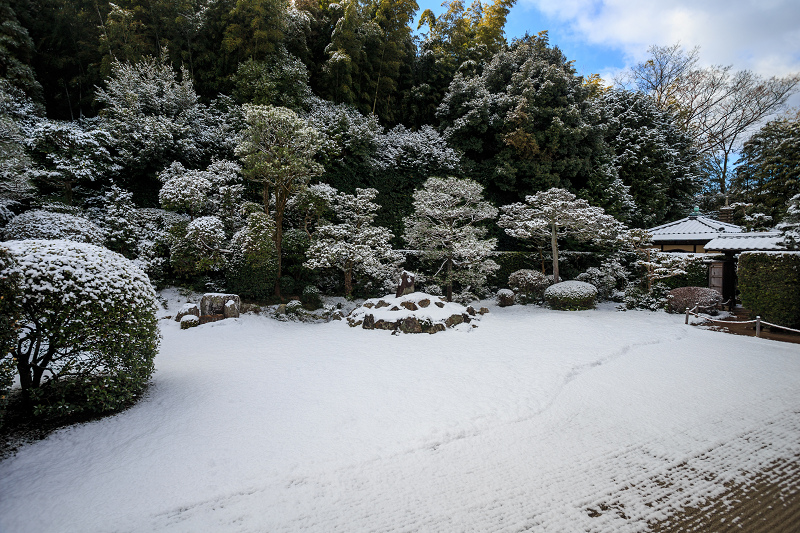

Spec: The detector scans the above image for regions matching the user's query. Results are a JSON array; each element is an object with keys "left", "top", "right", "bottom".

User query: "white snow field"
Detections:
[{"left": 2, "top": 297, "right": 800, "bottom": 533}]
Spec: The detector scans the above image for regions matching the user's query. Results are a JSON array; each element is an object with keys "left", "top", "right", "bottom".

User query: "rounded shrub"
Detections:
[
  {"left": 544, "top": 281, "right": 598, "bottom": 311},
  {"left": 3, "top": 209, "right": 104, "bottom": 245},
  {"left": 0, "top": 240, "right": 160, "bottom": 417},
  {"left": 301, "top": 285, "right": 322, "bottom": 309},
  {"left": 226, "top": 212, "right": 278, "bottom": 301},
  {"left": 508, "top": 269, "right": 553, "bottom": 304},
  {"left": 665, "top": 286, "right": 722, "bottom": 314},
  {"left": 496, "top": 288, "right": 515, "bottom": 307}
]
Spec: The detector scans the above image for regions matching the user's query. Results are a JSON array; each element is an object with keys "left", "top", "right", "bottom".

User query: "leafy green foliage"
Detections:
[
  {"left": 0, "top": 245, "right": 21, "bottom": 425},
  {"left": 738, "top": 252, "right": 800, "bottom": 328},
  {"left": 226, "top": 211, "right": 279, "bottom": 301},
  {"left": 1, "top": 240, "right": 159, "bottom": 417}
]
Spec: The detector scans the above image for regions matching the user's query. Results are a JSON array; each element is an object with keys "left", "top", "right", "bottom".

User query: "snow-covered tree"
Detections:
[
  {"left": 169, "top": 215, "right": 228, "bottom": 277},
  {"left": 102, "top": 185, "right": 139, "bottom": 257},
  {"left": 227, "top": 211, "right": 279, "bottom": 300},
  {"left": 305, "top": 187, "right": 402, "bottom": 298},
  {"left": 0, "top": 80, "right": 37, "bottom": 219},
  {"left": 601, "top": 89, "right": 701, "bottom": 228},
  {"left": 499, "top": 188, "right": 619, "bottom": 283},
  {"left": 158, "top": 167, "right": 212, "bottom": 217},
  {"left": 24, "top": 118, "right": 119, "bottom": 205},
  {"left": 437, "top": 33, "right": 631, "bottom": 216},
  {"left": 236, "top": 104, "right": 324, "bottom": 298},
  {"left": 779, "top": 194, "right": 800, "bottom": 250},
  {"left": 403, "top": 177, "right": 498, "bottom": 301}
]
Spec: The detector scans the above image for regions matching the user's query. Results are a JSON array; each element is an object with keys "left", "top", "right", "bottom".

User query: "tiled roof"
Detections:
[
  {"left": 705, "top": 232, "right": 785, "bottom": 252},
  {"left": 648, "top": 216, "right": 742, "bottom": 243}
]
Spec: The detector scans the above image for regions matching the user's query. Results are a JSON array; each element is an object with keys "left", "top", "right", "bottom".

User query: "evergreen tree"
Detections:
[
  {"left": 437, "top": 32, "right": 632, "bottom": 218},
  {"left": 235, "top": 105, "right": 323, "bottom": 298},
  {"left": 601, "top": 89, "right": 701, "bottom": 227},
  {"left": 731, "top": 112, "right": 800, "bottom": 225},
  {"left": 403, "top": 176, "right": 498, "bottom": 301},
  {"left": 305, "top": 187, "right": 401, "bottom": 297},
  {"left": 499, "top": 188, "right": 619, "bottom": 283}
]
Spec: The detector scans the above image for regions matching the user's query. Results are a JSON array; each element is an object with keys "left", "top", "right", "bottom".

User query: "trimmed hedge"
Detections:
[
  {"left": 738, "top": 252, "right": 800, "bottom": 328},
  {"left": 544, "top": 281, "right": 597, "bottom": 311}
]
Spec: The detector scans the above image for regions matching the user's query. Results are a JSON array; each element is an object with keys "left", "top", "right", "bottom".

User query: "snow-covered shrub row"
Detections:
[
  {"left": 665, "top": 287, "right": 723, "bottom": 314},
  {"left": 508, "top": 269, "right": 553, "bottom": 304},
  {"left": 0, "top": 240, "right": 160, "bottom": 417},
  {"left": 544, "top": 281, "right": 598, "bottom": 311},
  {"left": 3, "top": 209, "right": 104, "bottom": 245}
]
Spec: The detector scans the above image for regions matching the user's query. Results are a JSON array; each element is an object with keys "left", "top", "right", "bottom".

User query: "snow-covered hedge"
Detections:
[
  {"left": 0, "top": 240, "right": 160, "bottom": 417},
  {"left": 544, "top": 281, "right": 598, "bottom": 311},
  {"left": 508, "top": 269, "right": 553, "bottom": 304},
  {"left": 665, "top": 286, "right": 722, "bottom": 314},
  {"left": 3, "top": 210, "right": 104, "bottom": 245}
]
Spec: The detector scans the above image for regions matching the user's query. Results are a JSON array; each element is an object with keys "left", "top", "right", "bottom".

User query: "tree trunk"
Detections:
[
  {"left": 551, "top": 223, "right": 559, "bottom": 284},
  {"left": 274, "top": 209, "right": 283, "bottom": 300},
  {"left": 446, "top": 256, "right": 453, "bottom": 302},
  {"left": 344, "top": 265, "right": 353, "bottom": 299}
]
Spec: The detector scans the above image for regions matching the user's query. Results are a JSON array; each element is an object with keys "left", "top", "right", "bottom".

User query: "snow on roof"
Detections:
[
  {"left": 648, "top": 215, "right": 742, "bottom": 243},
  {"left": 705, "top": 232, "right": 785, "bottom": 252}
]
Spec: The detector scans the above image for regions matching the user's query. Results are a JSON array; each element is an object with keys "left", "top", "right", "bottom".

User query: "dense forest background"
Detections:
[{"left": 1, "top": 0, "right": 799, "bottom": 299}]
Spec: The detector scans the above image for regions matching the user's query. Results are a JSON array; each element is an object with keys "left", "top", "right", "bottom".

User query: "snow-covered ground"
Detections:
[{"left": 2, "top": 294, "right": 800, "bottom": 532}]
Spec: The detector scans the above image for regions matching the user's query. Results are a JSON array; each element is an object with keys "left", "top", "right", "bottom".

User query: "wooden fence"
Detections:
[{"left": 685, "top": 304, "right": 800, "bottom": 337}]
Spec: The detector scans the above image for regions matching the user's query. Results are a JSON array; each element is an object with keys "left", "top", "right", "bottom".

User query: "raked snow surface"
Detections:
[{"left": 2, "top": 295, "right": 800, "bottom": 532}]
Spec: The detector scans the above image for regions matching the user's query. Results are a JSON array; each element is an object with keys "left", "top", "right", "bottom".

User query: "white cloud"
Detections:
[{"left": 524, "top": 0, "right": 800, "bottom": 77}]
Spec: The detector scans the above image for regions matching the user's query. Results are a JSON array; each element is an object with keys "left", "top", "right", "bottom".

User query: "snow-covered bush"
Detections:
[
  {"left": 170, "top": 216, "right": 227, "bottom": 277},
  {"left": 496, "top": 288, "right": 515, "bottom": 307},
  {"left": 3, "top": 209, "right": 104, "bottom": 245},
  {"left": 544, "top": 281, "right": 598, "bottom": 311},
  {"left": 0, "top": 246, "right": 21, "bottom": 425},
  {"left": 226, "top": 212, "right": 278, "bottom": 301},
  {"left": 624, "top": 283, "right": 669, "bottom": 311},
  {"left": 0, "top": 240, "right": 159, "bottom": 417},
  {"left": 508, "top": 269, "right": 553, "bottom": 304},
  {"left": 158, "top": 171, "right": 211, "bottom": 217},
  {"left": 666, "top": 287, "right": 723, "bottom": 314},
  {"left": 102, "top": 186, "right": 138, "bottom": 257},
  {"left": 301, "top": 285, "right": 322, "bottom": 310},
  {"left": 575, "top": 259, "right": 629, "bottom": 301}
]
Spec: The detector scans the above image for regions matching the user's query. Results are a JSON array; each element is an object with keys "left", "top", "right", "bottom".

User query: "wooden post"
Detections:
[
  {"left": 756, "top": 316, "right": 761, "bottom": 337},
  {"left": 685, "top": 307, "right": 690, "bottom": 324}
]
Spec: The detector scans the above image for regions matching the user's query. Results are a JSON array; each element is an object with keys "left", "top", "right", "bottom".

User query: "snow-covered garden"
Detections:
[{"left": 1, "top": 293, "right": 799, "bottom": 532}]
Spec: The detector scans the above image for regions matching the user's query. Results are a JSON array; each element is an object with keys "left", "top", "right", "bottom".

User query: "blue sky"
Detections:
[{"left": 415, "top": 0, "right": 800, "bottom": 89}]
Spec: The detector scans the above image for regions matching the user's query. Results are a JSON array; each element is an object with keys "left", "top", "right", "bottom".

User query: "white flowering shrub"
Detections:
[
  {"left": 3, "top": 209, "right": 104, "bottom": 245},
  {"left": 544, "top": 280, "right": 598, "bottom": 311},
  {"left": 508, "top": 269, "right": 554, "bottom": 304},
  {"left": 0, "top": 240, "right": 159, "bottom": 417}
]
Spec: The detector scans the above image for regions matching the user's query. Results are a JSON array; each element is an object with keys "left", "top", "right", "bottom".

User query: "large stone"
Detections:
[
  {"left": 175, "top": 303, "right": 200, "bottom": 322},
  {"left": 395, "top": 271, "right": 416, "bottom": 297},
  {"left": 362, "top": 314, "right": 375, "bottom": 329},
  {"left": 445, "top": 314, "right": 464, "bottom": 327},
  {"left": 201, "top": 293, "right": 241, "bottom": 316},
  {"left": 375, "top": 300, "right": 390, "bottom": 309},
  {"left": 479, "top": 307, "right": 489, "bottom": 315},
  {"left": 199, "top": 314, "right": 225, "bottom": 324},
  {"left": 223, "top": 299, "right": 240, "bottom": 319},
  {"left": 400, "top": 301, "right": 418, "bottom": 311},
  {"left": 435, "top": 301, "right": 445, "bottom": 308},
  {"left": 418, "top": 299, "right": 431, "bottom": 308},
  {"left": 466, "top": 305, "right": 477, "bottom": 316},
  {"left": 426, "top": 323, "right": 446, "bottom": 334},
  {"left": 400, "top": 316, "right": 422, "bottom": 334}
]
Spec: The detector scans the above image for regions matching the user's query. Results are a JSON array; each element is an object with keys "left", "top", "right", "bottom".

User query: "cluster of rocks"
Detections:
[
  {"left": 347, "top": 294, "right": 489, "bottom": 334},
  {"left": 176, "top": 293, "right": 241, "bottom": 329}
]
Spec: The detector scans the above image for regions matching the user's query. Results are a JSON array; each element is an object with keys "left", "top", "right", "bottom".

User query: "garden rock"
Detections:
[
  {"left": 175, "top": 303, "right": 200, "bottom": 322},
  {"left": 200, "top": 293, "right": 241, "bottom": 316},
  {"left": 223, "top": 300, "right": 239, "bottom": 319},
  {"left": 180, "top": 315, "right": 199, "bottom": 329}
]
